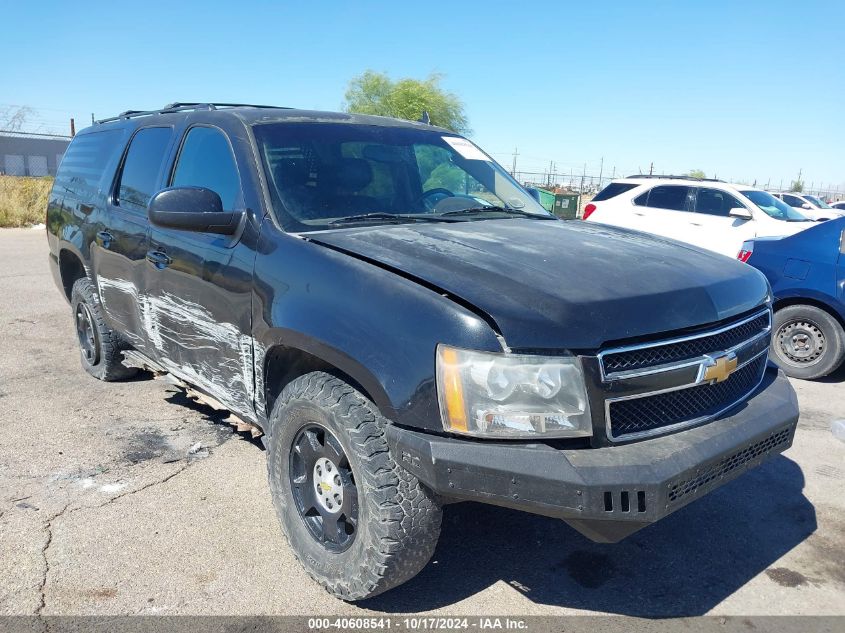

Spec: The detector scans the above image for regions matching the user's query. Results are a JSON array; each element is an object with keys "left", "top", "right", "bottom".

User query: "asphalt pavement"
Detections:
[{"left": 1, "top": 227, "right": 843, "bottom": 617}]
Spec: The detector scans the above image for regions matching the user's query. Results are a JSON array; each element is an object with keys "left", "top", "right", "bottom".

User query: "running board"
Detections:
[{"left": 121, "top": 350, "right": 263, "bottom": 439}]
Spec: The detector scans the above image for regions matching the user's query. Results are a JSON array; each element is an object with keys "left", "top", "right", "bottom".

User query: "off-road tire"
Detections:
[
  {"left": 772, "top": 304, "right": 845, "bottom": 380},
  {"left": 70, "top": 277, "right": 137, "bottom": 381},
  {"left": 266, "top": 371, "right": 442, "bottom": 601}
]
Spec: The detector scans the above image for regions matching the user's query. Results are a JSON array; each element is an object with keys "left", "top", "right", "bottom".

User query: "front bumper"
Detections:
[{"left": 386, "top": 367, "right": 798, "bottom": 543}]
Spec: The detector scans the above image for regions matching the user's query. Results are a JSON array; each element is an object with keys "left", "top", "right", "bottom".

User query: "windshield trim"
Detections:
[
  {"left": 252, "top": 121, "right": 551, "bottom": 233},
  {"left": 739, "top": 189, "right": 812, "bottom": 222}
]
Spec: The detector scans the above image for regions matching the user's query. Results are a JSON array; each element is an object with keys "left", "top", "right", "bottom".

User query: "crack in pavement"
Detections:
[
  {"left": 36, "top": 502, "right": 70, "bottom": 620},
  {"left": 35, "top": 460, "right": 194, "bottom": 618}
]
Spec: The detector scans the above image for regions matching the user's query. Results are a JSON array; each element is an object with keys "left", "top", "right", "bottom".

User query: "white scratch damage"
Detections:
[{"left": 96, "top": 276, "right": 261, "bottom": 420}]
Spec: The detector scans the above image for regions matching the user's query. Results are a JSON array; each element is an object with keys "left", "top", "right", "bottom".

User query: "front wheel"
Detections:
[
  {"left": 266, "top": 372, "right": 442, "bottom": 601},
  {"left": 771, "top": 304, "right": 845, "bottom": 380}
]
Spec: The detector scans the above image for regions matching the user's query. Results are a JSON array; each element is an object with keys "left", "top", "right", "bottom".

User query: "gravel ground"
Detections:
[{"left": 0, "top": 227, "right": 843, "bottom": 618}]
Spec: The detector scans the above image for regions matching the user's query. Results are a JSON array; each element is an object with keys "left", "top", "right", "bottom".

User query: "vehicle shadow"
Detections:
[
  {"left": 163, "top": 389, "right": 266, "bottom": 450},
  {"left": 363, "top": 455, "right": 814, "bottom": 617},
  {"left": 809, "top": 362, "right": 845, "bottom": 384}
]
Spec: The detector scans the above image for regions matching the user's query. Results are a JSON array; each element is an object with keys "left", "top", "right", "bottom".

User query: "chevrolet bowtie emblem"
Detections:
[{"left": 702, "top": 352, "right": 738, "bottom": 384}]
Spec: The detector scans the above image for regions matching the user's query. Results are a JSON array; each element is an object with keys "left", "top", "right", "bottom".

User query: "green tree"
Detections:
[
  {"left": 790, "top": 180, "right": 804, "bottom": 193},
  {"left": 344, "top": 71, "right": 470, "bottom": 134},
  {"left": 686, "top": 169, "right": 706, "bottom": 179}
]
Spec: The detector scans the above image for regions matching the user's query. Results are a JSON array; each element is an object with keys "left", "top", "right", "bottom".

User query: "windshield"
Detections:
[
  {"left": 253, "top": 122, "right": 551, "bottom": 231},
  {"left": 739, "top": 190, "right": 812, "bottom": 222},
  {"left": 805, "top": 195, "right": 831, "bottom": 209}
]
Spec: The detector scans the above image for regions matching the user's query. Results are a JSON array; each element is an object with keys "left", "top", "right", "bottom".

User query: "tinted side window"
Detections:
[
  {"left": 694, "top": 188, "right": 744, "bottom": 216},
  {"left": 783, "top": 194, "right": 804, "bottom": 207},
  {"left": 171, "top": 127, "right": 241, "bottom": 210},
  {"left": 117, "top": 127, "right": 172, "bottom": 211},
  {"left": 53, "top": 130, "right": 123, "bottom": 200},
  {"left": 593, "top": 182, "right": 638, "bottom": 202},
  {"left": 633, "top": 190, "right": 649, "bottom": 206},
  {"left": 645, "top": 185, "right": 691, "bottom": 211}
]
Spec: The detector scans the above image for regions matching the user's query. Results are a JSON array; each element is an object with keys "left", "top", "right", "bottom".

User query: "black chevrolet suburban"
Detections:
[{"left": 46, "top": 103, "right": 799, "bottom": 600}]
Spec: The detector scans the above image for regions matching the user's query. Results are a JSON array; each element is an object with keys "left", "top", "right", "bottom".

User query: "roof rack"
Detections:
[
  {"left": 95, "top": 102, "right": 288, "bottom": 124},
  {"left": 626, "top": 174, "right": 724, "bottom": 182}
]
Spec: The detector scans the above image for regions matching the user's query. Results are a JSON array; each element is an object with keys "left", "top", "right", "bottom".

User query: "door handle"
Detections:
[
  {"left": 96, "top": 231, "right": 114, "bottom": 248},
  {"left": 146, "top": 250, "right": 172, "bottom": 269},
  {"left": 690, "top": 222, "right": 703, "bottom": 226}
]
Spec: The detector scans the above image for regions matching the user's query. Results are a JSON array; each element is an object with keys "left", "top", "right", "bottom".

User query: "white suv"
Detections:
[
  {"left": 583, "top": 176, "right": 814, "bottom": 257},
  {"left": 771, "top": 192, "right": 844, "bottom": 221}
]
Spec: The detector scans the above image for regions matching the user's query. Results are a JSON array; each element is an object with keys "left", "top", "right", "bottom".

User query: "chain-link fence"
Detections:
[
  {"left": 0, "top": 130, "right": 72, "bottom": 177},
  {"left": 513, "top": 168, "right": 845, "bottom": 202}
]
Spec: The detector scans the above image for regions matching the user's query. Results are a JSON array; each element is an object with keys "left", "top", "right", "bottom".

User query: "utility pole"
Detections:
[
  {"left": 70, "top": 118, "right": 75, "bottom": 137},
  {"left": 649, "top": 162, "right": 654, "bottom": 175},
  {"left": 611, "top": 166, "right": 616, "bottom": 180},
  {"left": 91, "top": 113, "right": 95, "bottom": 125},
  {"left": 598, "top": 156, "right": 604, "bottom": 188},
  {"left": 579, "top": 162, "right": 586, "bottom": 193},
  {"left": 511, "top": 147, "right": 519, "bottom": 176}
]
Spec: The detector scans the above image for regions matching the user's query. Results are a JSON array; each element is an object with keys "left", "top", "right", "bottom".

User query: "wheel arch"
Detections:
[
  {"left": 773, "top": 295, "right": 845, "bottom": 331},
  {"left": 58, "top": 248, "right": 87, "bottom": 301},
  {"left": 260, "top": 337, "right": 392, "bottom": 425}
]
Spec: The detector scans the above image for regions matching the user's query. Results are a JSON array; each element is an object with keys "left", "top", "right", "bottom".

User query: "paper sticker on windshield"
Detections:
[{"left": 443, "top": 136, "right": 490, "bottom": 161}]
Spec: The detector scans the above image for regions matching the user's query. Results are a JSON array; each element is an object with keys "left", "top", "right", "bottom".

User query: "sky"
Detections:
[{"left": 1, "top": 0, "right": 843, "bottom": 190}]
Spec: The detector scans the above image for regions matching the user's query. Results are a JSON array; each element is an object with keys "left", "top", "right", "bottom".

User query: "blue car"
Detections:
[{"left": 740, "top": 217, "right": 845, "bottom": 379}]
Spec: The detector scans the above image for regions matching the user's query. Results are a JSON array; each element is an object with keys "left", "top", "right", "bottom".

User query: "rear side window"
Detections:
[
  {"left": 53, "top": 130, "right": 123, "bottom": 199},
  {"left": 592, "top": 182, "right": 638, "bottom": 202},
  {"left": 171, "top": 127, "right": 241, "bottom": 210},
  {"left": 636, "top": 185, "right": 691, "bottom": 211},
  {"left": 117, "top": 127, "right": 172, "bottom": 211},
  {"left": 694, "top": 188, "right": 745, "bottom": 217},
  {"left": 782, "top": 194, "right": 805, "bottom": 207}
]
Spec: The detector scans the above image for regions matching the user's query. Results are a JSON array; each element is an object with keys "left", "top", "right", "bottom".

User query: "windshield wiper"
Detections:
[
  {"left": 438, "top": 206, "right": 555, "bottom": 219},
  {"left": 328, "top": 212, "right": 450, "bottom": 226}
]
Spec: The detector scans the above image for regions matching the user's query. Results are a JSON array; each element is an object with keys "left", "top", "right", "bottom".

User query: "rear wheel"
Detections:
[
  {"left": 266, "top": 371, "right": 442, "bottom": 601},
  {"left": 771, "top": 304, "right": 845, "bottom": 380},
  {"left": 70, "top": 277, "right": 137, "bottom": 381}
]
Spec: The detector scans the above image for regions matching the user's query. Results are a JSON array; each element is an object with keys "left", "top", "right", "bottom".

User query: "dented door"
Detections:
[{"left": 144, "top": 124, "right": 257, "bottom": 419}]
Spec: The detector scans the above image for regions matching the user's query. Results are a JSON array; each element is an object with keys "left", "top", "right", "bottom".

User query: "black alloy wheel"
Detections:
[
  {"left": 75, "top": 302, "right": 100, "bottom": 365},
  {"left": 289, "top": 424, "right": 358, "bottom": 552}
]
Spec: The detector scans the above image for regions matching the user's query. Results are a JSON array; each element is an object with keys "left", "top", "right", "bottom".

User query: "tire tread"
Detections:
[{"left": 267, "top": 371, "right": 442, "bottom": 600}]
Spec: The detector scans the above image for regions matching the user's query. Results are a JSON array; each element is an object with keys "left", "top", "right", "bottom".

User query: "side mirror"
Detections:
[
  {"left": 525, "top": 187, "right": 541, "bottom": 203},
  {"left": 801, "top": 203, "right": 812, "bottom": 209},
  {"left": 148, "top": 187, "right": 242, "bottom": 235},
  {"left": 729, "top": 207, "right": 753, "bottom": 220}
]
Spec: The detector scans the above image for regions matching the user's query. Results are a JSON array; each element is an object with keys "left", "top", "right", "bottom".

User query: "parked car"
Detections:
[
  {"left": 738, "top": 217, "right": 845, "bottom": 379},
  {"left": 771, "top": 192, "right": 844, "bottom": 221},
  {"left": 46, "top": 104, "right": 799, "bottom": 600},
  {"left": 583, "top": 175, "right": 813, "bottom": 257},
  {"left": 829, "top": 200, "right": 845, "bottom": 211}
]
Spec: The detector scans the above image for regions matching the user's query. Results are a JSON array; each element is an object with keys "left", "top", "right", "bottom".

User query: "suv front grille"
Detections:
[
  {"left": 602, "top": 312, "right": 770, "bottom": 375},
  {"left": 608, "top": 354, "right": 768, "bottom": 438},
  {"left": 598, "top": 308, "right": 772, "bottom": 441}
]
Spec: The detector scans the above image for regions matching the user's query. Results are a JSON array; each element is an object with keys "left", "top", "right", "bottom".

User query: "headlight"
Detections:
[{"left": 436, "top": 345, "right": 592, "bottom": 438}]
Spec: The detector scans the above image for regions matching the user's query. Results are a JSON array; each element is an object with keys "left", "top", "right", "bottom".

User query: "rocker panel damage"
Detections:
[{"left": 96, "top": 275, "right": 264, "bottom": 421}]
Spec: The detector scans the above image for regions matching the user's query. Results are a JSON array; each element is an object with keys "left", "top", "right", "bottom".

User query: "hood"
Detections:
[
  {"left": 757, "top": 219, "right": 815, "bottom": 237},
  {"left": 795, "top": 208, "right": 844, "bottom": 222},
  {"left": 310, "top": 219, "right": 770, "bottom": 350}
]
